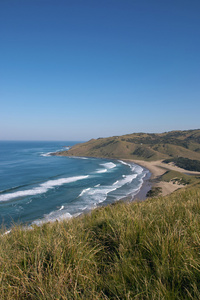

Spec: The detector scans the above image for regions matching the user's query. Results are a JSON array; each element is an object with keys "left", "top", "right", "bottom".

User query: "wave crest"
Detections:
[
  {"left": 100, "top": 162, "right": 116, "bottom": 169},
  {"left": 0, "top": 175, "right": 89, "bottom": 202}
]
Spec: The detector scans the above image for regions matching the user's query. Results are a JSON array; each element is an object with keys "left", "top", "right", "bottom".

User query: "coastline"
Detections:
[
  {"left": 116, "top": 165, "right": 151, "bottom": 203},
  {"left": 129, "top": 159, "right": 191, "bottom": 196},
  {"left": 2, "top": 140, "right": 199, "bottom": 232},
  {"left": 2, "top": 156, "right": 194, "bottom": 233},
  {"left": 53, "top": 150, "right": 196, "bottom": 201},
  {"left": 51, "top": 151, "right": 197, "bottom": 207},
  {"left": 132, "top": 168, "right": 152, "bottom": 201}
]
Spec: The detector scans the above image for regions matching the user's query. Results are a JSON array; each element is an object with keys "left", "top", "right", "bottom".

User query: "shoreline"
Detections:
[
  {"left": 115, "top": 166, "right": 152, "bottom": 204},
  {"left": 128, "top": 159, "right": 192, "bottom": 197},
  {"left": 53, "top": 151, "right": 197, "bottom": 200},
  {"left": 2, "top": 157, "right": 192, "bottom": 233},
  {"left": 131, "top": 168, "right": 152, "bottom": 201},
  {"left": 52, "top": 152, "right": 197, "bottom": 207}
]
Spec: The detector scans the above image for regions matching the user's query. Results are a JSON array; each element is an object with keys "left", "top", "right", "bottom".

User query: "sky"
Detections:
[{"left": 0, "top": 0, "right": 200, "bottom": 141}]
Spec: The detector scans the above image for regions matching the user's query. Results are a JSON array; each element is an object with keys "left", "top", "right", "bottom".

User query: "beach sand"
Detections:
[{"left": 128, "top": 159, "right": 199, "bottom": 197}]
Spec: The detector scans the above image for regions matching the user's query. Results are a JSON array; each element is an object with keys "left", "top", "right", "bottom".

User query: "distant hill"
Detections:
[{"left": 56, "top": 129, "right": 200, "bottom": 161}]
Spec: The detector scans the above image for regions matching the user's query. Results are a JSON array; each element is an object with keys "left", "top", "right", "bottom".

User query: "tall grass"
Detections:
[{"left": 0, "top": 187, "right": 200, "bottom": 299}]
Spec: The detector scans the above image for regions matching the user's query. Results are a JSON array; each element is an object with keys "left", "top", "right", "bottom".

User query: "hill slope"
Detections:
[
  {"left": 56, "top": 129, "right": 200, "bottom": 161},
  {"left": 1, "top": 187, "right": 200, "bottom": 299}
]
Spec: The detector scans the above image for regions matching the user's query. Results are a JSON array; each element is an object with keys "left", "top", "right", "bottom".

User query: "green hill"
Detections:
[
  {"left": 1, "top": 187, "right": 200, "bottom": 299},
  {"left": 56, "top": 129, "right": 200, "bottom": 161}
]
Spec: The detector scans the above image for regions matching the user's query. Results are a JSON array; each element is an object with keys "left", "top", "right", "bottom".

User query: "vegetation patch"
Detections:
[
  {"left": 93, "top": 139, "right": 117, "bottom": 149},
  {"left": 132, "top": 146, "right": 155, "bottom": 159},
  {"left": 146, "top": 186, "right": 162, "bottom": 197},
  {"left": 163, "top": 156, "right": 200, "bottom": 172},
  {"left": 159, "top": 170, "right": 200, "bottom": 187}
]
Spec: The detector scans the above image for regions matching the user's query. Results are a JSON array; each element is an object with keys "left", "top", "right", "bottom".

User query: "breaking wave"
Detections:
[
  {"left": 78, "top": 173, "right": 138, "bottom": 205},
  {"left": 100, "top": 162, "right": 116, "bottom": 169},
  {"left": 0, "top": 175, "right": 89, "bottom": 202},
  {"left": 32, "top": 210, "right": 74, "bottom": 225}
]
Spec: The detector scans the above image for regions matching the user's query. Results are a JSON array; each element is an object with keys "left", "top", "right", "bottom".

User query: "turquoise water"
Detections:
[{"left": 0, "top": 141, "right": 148, "bottom": 228}]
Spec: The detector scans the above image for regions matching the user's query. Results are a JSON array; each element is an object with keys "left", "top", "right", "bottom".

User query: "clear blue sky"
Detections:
[{"left": 1, "top": 0, "right": 200, "bottom": 141}]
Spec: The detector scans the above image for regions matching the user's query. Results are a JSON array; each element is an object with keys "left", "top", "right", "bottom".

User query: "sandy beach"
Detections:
[{"left": 130, "top": 159, "right": 200, "bottom": 197}]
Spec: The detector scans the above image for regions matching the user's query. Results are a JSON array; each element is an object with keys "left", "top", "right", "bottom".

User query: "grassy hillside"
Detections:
[
  {"left": 56, "top": 129, "right": 200, "bottom": 161},
  {"left": 1, "top": 187, "right": 200, "bottom": 299}
]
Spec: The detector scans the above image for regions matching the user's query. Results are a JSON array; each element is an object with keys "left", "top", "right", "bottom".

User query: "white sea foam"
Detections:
[
  {"left": 40, "top": 147, "right": 64, "bottom": 157},
  {"left": 96, "top": 169, "right": 107, "bottom": 173},
  {"left": 118, "top": 160, "right": 131, "bottom": 167},
  {"left": 113, "top": 180, "right": 119, "bottom": 185},
  {"left": 31, "top": 170, "right": 145, "bottom": 226},
  {"left": 40, "top": 152, "right": 52, "bottom": 157},
  {"left": 0, "top": 175, "right": 89, "bottom": 202},
  {"left": 32, "top": 210, "right": 73, "bottom": 225},
  {"left": 100, "top": 162, "right": 116, "bottom": 169},
  {"left": 77, "top": 184, "right": 117, "bottom": 204},
  {"left": 95, "top": 162, "right": 116, "bottom": 174},
  {"left": 118, "top": 160, "right": 144, "bottom": 174},
  {"left": 80, "top": 206, "right": 88, "bottom": 211},
  {"left": 133, "top": 165, "right": 143, "bottom": 174},
  {"left": 78, "top": 173, "right": 138, "bottom": 205},
  {"left": 117, "top": 174, "right": 137, "bottom": 186},
  {"left": 85, "top": 186, "right": 118, "bottom": 203},
  {"left": 78, "top": 187, "right": 91, "bottom": 197}
]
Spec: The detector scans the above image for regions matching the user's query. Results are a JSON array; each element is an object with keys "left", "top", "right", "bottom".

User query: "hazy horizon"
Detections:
[{"left": 0, "top": 128, "right": 199, "bottom": 142}]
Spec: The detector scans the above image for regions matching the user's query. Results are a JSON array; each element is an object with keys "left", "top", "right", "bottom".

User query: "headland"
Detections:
[{"left": 54, "top": 129, "right": 200, "bottom": 198}]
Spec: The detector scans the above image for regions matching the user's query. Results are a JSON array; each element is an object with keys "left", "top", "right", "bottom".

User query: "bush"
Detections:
[{"left": 163, "top": 157, "right": 200, "bottom": 172}]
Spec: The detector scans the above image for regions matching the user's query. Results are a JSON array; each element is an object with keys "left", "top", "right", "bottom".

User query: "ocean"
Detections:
[{"left": 0, "top": 141, "right": 149, "bottom": 228}]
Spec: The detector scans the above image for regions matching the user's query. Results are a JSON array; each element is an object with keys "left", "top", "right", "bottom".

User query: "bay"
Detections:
[{"left": 0, "top": 141, "right": 148, "bottom": 228}]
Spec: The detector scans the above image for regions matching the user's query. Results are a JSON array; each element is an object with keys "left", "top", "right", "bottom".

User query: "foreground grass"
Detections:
[{"left": 0, "top": 188, "right": 200, "bottom": 299}]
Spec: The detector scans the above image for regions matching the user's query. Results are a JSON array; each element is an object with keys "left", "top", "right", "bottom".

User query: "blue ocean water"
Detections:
[{"left": 0, "top": 141, "right": 148, "bottom": 228}]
